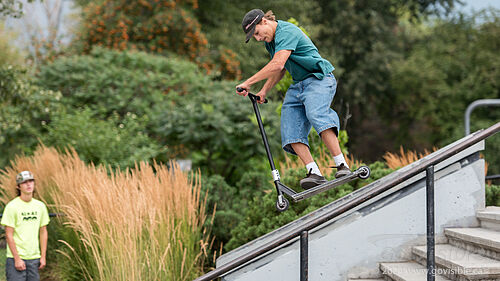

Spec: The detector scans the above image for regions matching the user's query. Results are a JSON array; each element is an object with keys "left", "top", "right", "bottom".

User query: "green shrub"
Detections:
[
  {"left": 201, "top": 170, "right": 272, "bottom": 250},
  {"left": 0, "top": 66, "right": 62, "bottom": 168},
  {"left": 156, "top": 81, "right": 282, "bottom": 183},
  {"left": 42, "top": 108, "right": 164, "bottom": 169},
  {"left": 36, "top": 47, "right": 207, "bottom": 118},
  {"left": 32, "top": 48, "right": 214, "bottom": 168},
  {"left": 486, "top": 183, "right": 500, "bottom": 206},
  {"left": 201, "top": 175, "right": 240, "bottom": 244},
  {"left": 387, "top": 12, "right": 500, "bottom": 173}
]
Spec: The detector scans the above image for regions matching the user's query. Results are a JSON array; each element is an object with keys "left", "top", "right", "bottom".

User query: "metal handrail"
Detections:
[
  {"left": 465, "top": 99, "right": 500, "bottom": 135},
  {"left": 195, "top": 122, "right": 500, "bottom": 281},
  {"left": 486, "top": 175, "right": 500, "bottom": 180}
]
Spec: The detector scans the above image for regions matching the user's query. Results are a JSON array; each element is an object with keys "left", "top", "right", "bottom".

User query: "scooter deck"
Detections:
[{"left": 279, "top": 168, "right": 365, "bottom": 202}]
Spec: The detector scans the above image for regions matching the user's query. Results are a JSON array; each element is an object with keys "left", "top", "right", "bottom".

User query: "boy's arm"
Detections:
[
  {"left": 236, "top": 50, "right": 291, "bottom": 92},
  {"left": 39, "top": 225, "right": 48, "bottom": 269},
  {"left": 261, "top": 68, "right": 286, "bottom": 94},
  {"left": 5, "top": 226, "right": 26, "bottom": 271},
  {"left": 254, "top": 68, "right": 287, "bottom": 104}
]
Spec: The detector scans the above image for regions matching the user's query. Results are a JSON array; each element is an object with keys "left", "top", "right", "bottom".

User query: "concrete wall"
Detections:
[{"left": 218, "top": 139, "right": 485, "bottom": 281}]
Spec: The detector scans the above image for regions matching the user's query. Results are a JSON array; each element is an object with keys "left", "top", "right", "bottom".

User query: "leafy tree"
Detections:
[
  {"left": 0, "top": 66, "right": 62, "bottom": 168},
  {"left": 73, "top": 0, "right": 244, "bottom": 80},
  {"left": 35, "top": 48, "right": 277, "bottom": 175},
  {"left": 196, "top": 0, "right": 318, "bottom": 79},
  {"left": 77, "top": 0, "right": 208, "bottom": 62},
  {"left": 307, "top": 0, "right": 460, "bottom": 161},
  {"left": 0, "top": 0, "right": 36, "bottom": 18},
  {"left": 387, "top": 10, "right": 500, "bottom": 173},
  {"left": 311, "top": 0, "right": 459, "bottom": 103}
]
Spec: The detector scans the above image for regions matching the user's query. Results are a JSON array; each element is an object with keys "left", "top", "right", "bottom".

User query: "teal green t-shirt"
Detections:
[
  {"left": 265, "top": 20, "right": 334, "bottom": 83},
  {"left": 1, "top": 197, "right": 50, "bottom": 259}
]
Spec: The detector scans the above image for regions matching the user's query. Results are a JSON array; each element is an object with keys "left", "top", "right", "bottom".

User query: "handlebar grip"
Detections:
[{"left": 236, "top": 88, "right": 268, "bottom": 103}]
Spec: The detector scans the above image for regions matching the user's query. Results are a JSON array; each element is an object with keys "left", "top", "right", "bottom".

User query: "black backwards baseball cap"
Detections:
[{"left": 242, "top": 9, "right": 264, "bottom": 43}]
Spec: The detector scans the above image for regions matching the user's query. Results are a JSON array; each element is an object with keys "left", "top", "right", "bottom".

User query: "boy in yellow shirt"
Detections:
[{"left": 1, "top": 171, "right": 49, "bottom": 281}]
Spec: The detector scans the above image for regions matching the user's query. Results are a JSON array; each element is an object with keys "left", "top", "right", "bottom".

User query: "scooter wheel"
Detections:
[
  {"left": 358, "top": 166, "right": 371, "bottom": 179},
  {"left": 276, "top": 197, "right": 289, "bottom": 212}
]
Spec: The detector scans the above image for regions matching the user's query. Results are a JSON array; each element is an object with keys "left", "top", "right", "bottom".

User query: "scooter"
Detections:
[{"left": 237, "top": 88, "right": 371, "bottom": 212}]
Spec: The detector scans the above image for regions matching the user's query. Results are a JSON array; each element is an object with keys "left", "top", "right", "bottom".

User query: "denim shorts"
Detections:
[
  {"left": 5, "top": 258, "right": 40, "bottom": 281},
  {"left": 281, "top": 73, "right": 339, "bottom": 155}
]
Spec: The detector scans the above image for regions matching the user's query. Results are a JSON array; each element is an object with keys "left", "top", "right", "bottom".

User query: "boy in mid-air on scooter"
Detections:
[{"left": 236, "top": 9, "right": 351, "bottom": 189}]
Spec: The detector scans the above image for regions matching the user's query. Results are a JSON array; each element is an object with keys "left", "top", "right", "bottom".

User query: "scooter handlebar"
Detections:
[{"left": 236, "top": 87, "right": 268, "bottom": 103}]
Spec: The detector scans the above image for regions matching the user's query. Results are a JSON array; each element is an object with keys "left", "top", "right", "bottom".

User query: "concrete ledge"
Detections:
[
  {"left": 445, "top": 228, "right": 500, "bottom": 260},
  {"left": 477, "top": 207, "right": 500, "bottom": 231}
]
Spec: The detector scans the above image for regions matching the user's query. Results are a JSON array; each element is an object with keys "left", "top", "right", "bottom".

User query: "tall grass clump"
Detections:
[
  {"left": 0, "top": 145, "right": 210, "bottom": 281},
  {"left": 383, "top": 146, "right": 436, "bottom": 169}
]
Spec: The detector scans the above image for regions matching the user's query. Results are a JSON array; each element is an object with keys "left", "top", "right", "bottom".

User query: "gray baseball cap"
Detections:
[
  {"left": 16, "top": 171, "right": 35, "bottom": 184},
  {"left": 242, "top": 9, "right": 264, "bottom": 43}
]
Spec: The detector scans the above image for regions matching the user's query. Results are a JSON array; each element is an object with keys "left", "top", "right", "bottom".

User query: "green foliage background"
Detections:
[
  {"left": 0, "top": 67, "right": 62, "bottom": 168},
  {"left": 1, "top": 0, "right": 500, "bottom": 279}
]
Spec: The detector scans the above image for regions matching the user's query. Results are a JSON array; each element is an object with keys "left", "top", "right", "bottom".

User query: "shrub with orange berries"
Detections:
[{"left": 80, "top": 0, "right": 210, "bottom": 66}]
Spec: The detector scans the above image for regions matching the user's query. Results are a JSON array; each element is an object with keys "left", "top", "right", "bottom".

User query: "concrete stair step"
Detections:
[
  {"left": 445, "top": 227, "right": 500, "bottom": 260},
  {"left": 413, "top": 244, "right": 500, "bottom": 280},
  {"left": 348, "top": 279, "right": 385, "bottom": 281},
  {"left": 477, "top": 207, "right": 500, "bottom": 231},
  {"left": 379, "top": 262, "right": 450, "bottom": 281}
]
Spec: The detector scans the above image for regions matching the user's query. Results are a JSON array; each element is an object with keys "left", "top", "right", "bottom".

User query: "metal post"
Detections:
[
  {"left": 426, "top": 166, "right": 435, "bottom": 281},
  {"left": 300, "top": 231, "right": 308, "bottom": 281}
]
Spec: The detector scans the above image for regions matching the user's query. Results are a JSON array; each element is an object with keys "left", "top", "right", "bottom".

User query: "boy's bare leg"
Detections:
[
  {"left": 321, "top": 128, "right": 352, "bottom": 178},
  {"left": 320, "top": 128, "right": 342, "bottom": 156},
  {"left": 290, "top": 143, "right": 314, "bottom": 165}
]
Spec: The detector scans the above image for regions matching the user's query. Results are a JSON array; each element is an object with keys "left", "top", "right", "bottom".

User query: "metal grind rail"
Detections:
[{"left": 195, "top": 122, "right": 500, "bottom": 281}]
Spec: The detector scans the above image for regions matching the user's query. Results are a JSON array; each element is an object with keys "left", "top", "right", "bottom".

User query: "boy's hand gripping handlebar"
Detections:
[{"left": 236, "top": 87, "right": 268, "bottom": 103}]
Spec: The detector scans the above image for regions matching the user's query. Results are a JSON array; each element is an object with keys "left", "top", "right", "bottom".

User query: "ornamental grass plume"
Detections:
[
  {"left": 0, "top": 145, "right": 210, "bottom": 281},
  {"left": 383, "top": 146, "right": 436, "bottom": 169},
  {"left": 0, "top": 145, "right": 64, "bottom": 206}
]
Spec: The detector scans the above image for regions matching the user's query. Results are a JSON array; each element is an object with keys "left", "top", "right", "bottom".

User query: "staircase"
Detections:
[{"left": 350, "top": 207, "right": 500, "bottom": 281}]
